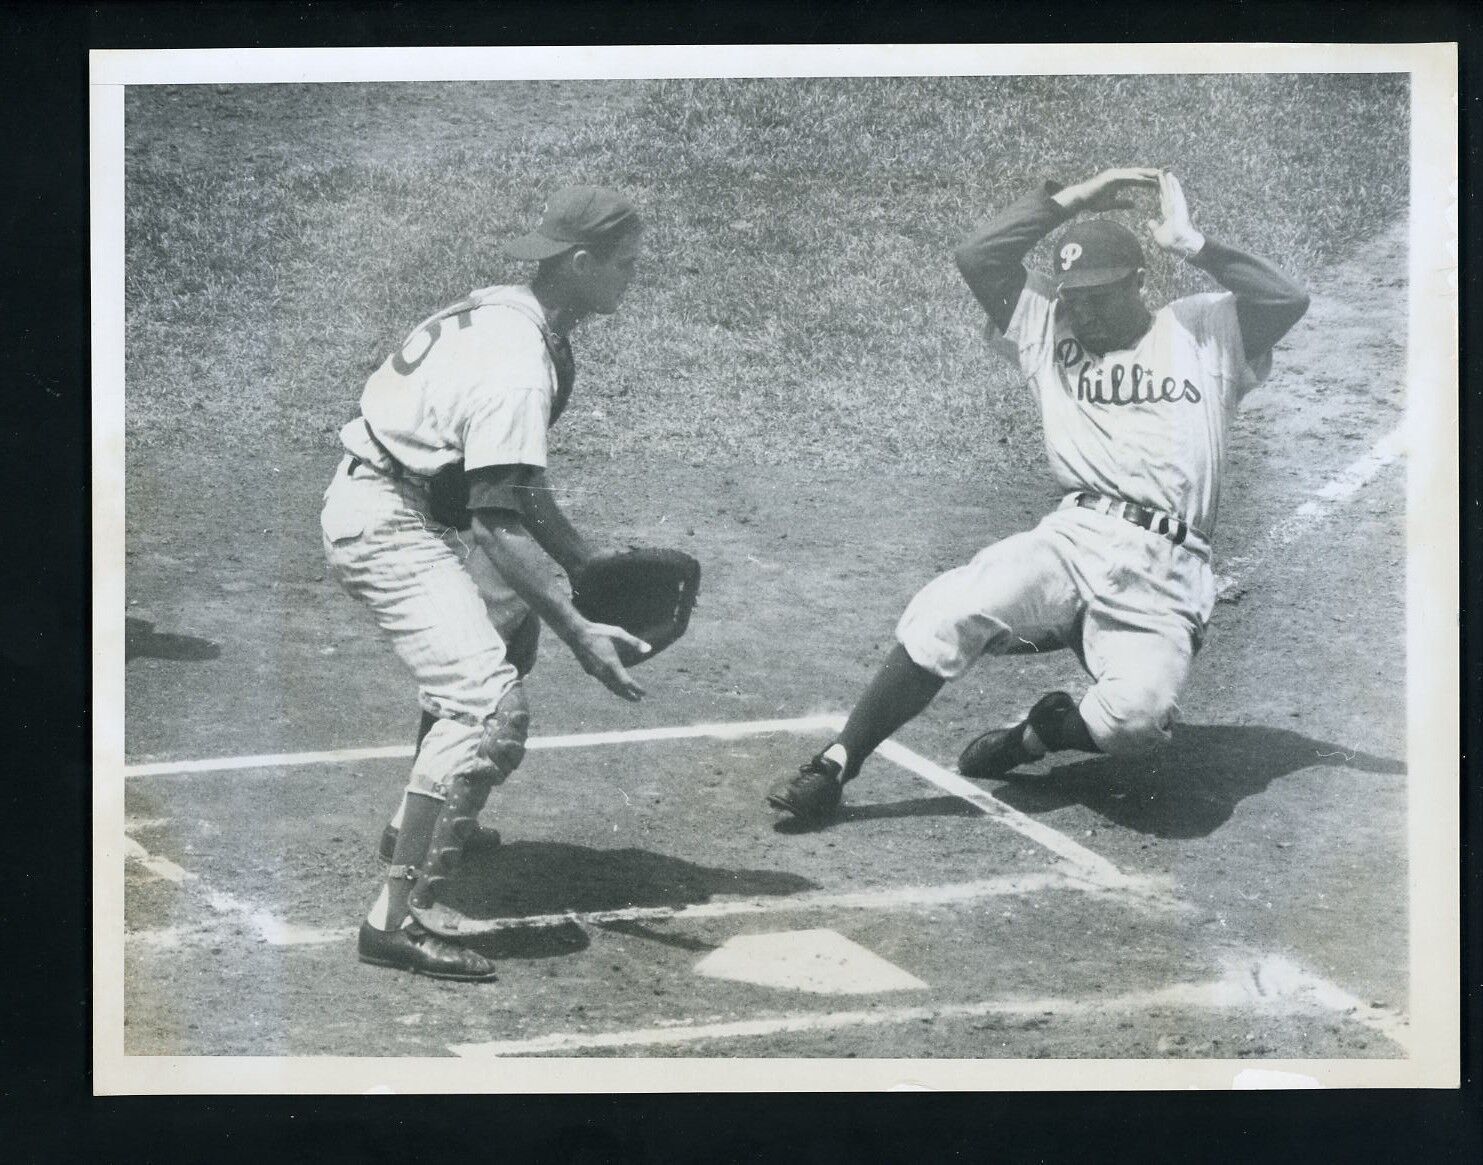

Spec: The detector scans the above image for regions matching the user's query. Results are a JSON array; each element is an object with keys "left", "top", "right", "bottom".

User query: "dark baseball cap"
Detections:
[
  {"left": 1053, "top": 219, "right": 1145, "bottom": 290},
  {"left": 505, "top": 186, "right": 641, "bottom": 261}
]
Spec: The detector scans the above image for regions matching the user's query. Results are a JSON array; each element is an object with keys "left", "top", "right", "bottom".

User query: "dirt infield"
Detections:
[{"left": 120, "top": 209, "right": 1408, "bottom": 1061}]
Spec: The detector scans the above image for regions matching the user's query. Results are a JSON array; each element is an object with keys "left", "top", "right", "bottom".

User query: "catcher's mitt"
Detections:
[{"left": 570, "top": 547, "right": 701, "bottom": 665}]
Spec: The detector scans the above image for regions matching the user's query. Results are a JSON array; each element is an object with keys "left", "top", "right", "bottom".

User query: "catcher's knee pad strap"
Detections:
[
  {"left": 476, "top": 681, "right": 529, "bottom": 779},
  {"left": 407, "top": 771, "right": 496, "bottom": 911}
]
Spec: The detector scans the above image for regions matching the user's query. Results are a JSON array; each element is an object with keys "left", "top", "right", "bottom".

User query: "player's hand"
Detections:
[
  {"left": 572, "top": 622, "right": 650, "bottom": 701},
  {"left": 1053, "top": 167, "right": 1160, "bottom": 214},
  {"left": 1146, "top": 170, "right": 1207, "bottom": 258}
]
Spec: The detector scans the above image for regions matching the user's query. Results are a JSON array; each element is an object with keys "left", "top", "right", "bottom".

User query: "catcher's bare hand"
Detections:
[
  {"left": 1054, "top": 167, "right": 1160, "bottom": 214},
  {"left": 1146, "top": 170, "right": 1207, "bottom": 258},
  {"left": 573, "top": 622, "right": 650, "bottom": 701}
]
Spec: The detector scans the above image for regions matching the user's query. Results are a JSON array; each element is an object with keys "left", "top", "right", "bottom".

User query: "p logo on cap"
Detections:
[{"left": 1052, "top": 219, "right": 1145, "bottom": 290}]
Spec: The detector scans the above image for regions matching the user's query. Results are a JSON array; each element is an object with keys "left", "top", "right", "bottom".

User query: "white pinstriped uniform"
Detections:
[{"left": 321, "top": 285, "right": 560, "bottom": 791}]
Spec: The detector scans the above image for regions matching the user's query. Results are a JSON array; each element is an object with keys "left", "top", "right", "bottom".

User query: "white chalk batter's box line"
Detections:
[
  {"left": 121, "top": 712, "right": 1170, "bottom": 958},
  {"left": 448, "top": 951, "right": 1410, "bottom": 1059},
  {"left": 120, "top": 714, "right": 1410, "bottom": 1057},
  {"left": 122, "top": 713, "right": 1144, "bottom": 897}
]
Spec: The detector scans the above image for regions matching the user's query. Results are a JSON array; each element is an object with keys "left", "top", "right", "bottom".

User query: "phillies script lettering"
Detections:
[{"left": 1055, "top": 339, "right": 1202, "bottom": 406}]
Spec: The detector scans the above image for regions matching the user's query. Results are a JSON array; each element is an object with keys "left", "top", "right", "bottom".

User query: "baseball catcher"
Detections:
[
  {"left": 323, "top": 187, "right": 697, "bottom": 980},
  {"left": 768, "top": 167, "right": 1309, "bottom": 822}
]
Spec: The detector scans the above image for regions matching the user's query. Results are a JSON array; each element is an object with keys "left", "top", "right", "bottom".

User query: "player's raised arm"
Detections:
[
  {"left": 1148, "top": 170, "right": 1310, "bottom": 360},
  {"left": 954, "top": 168, "right": 1159, "bottom": 333}
]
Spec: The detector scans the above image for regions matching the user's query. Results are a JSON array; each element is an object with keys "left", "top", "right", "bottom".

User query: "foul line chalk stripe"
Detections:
[
  {"left": 127, "top": 866, "right": 1171, "bottom": 948},
  {"left": 873, "top": 738, "right": 1138, "bottom": 893},
  {"left": 398, "top": 868, "right": 1173, "bottom": 937},
  {"left": 123, "top": 711, "right": 1150, "bottom": 912},
  {"left": 123, "top": 836, "right": 192, "bottom": 884},
  {"left": 122, "top": 713, "right": 845, "bottom": 778},
  {"left": 125, "top": 836, "right": 342, "bottom": 946},
  {"left": 1217, "top": 423, "right": 1405, "bottom": 595},
  {"left": 448, "top": 953, "right": 1407, "bottom": 1058},
  {"left": 545, "top": 868, "right": 1168, "bottom": 928}
]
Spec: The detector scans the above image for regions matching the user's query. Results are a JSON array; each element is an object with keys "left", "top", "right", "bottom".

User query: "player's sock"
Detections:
[
  {"left": 835, "top": 644, "right": 946, "bottom": 782},
  {"left": 819, "top": 742, "right": 850, "bottom": 779},
  {"left": 1031, "top": 695, "right": 1100, "bottom": 754},
  {"left": 367, "top": 790, "right": 442, "bottom": 931},
  {"left": 1053, "top": 712, "right": 1099, "bottom": 753},
  {"left": 365, "top": 885, "right": 398, "bottom": 930},
  {"left": 1020, "top": 724, "right": 1049, "bottom": 759}
]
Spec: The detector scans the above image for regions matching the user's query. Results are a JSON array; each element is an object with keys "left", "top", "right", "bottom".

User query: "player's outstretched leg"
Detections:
[
  {"left": 957, "top": 690, "right": 1100, "bottom": 779},
  {"left": 767, "top": 644, "right": 945, "bottom": 823},
  {"left": 379, "top": 710, "right": 501, "bottom": 862}
]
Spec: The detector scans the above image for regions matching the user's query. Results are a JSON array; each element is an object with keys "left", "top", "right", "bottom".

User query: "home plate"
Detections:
[{"left": 694, "top": 929, "right": 928, "bottom": 995}]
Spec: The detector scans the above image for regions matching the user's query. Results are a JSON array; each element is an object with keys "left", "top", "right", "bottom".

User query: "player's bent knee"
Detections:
[
  {"left": 1083, "top": 685, "right": 1178, "bottom": 756},
  {"left": 407, "top": 715, "right": 484, "bottom": 796},
  {"left": 1100, "top": 719, "right": 1171, "bottom": 756},
  {"left": 476, "top": 680, "right": 530, "bottom": 780}
]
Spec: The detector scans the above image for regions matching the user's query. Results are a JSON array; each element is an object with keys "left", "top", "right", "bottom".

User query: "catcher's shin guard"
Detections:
[
  {"left": 408, "top": 683, "right": 529, "bottom": 934},
  {"left": 406, "top": 771, "right": 492, "bottom": 921}
]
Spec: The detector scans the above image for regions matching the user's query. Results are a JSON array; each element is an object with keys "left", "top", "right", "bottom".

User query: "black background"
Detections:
[{"left": 2, "top": 1, "right": 1478, "bottom": 1159}]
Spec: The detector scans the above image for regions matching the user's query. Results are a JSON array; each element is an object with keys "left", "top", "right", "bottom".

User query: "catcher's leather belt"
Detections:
[
  {"left": 1068, "top": 492, "right": 1209, "bottom": 550},
  {"left": 346, "top": 453, "right": 425, "bottom": 483},
  {"left": 346, "top": 420, "right": 436, "bottom": 486}
]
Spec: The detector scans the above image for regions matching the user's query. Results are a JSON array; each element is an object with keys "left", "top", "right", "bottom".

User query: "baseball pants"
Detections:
[
  {"left": 321, "top": 456, "right": 530, "bottom": 791},
  {"left": 895, "top": 502, "right": 1217, "bottom": 754}
]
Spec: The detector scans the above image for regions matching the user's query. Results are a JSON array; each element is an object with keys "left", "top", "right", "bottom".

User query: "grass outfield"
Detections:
[{"left": 124, "top": 74, "right": 1407, "bottom": 474}]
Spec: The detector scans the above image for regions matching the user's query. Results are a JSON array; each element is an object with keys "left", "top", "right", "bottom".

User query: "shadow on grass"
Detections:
[
  {"left": 988, "top": 722, "right": 1405, "bottom": 840},
  {"left": 442, "top": 840, "right": 817, "bottom": 952},
  {"left": 772, "top": 793, "right": 981, "bottom": 835},
  {"left": 126, "top": 616, "right": 221, "bottom": 662}
]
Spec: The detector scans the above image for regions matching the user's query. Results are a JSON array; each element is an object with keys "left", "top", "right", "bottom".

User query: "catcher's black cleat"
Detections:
[
  {"left": 958, "top": 690, "right": 1078, "bottom": 779},
  {"left": 378, "top": 823, "right": 500, "bottom": 864},
  {"left": 357, "top": 920, "right": 498, "bottom": 981},
  {"left": 766, "top": 753, "right": 844, "bottom": 822}
]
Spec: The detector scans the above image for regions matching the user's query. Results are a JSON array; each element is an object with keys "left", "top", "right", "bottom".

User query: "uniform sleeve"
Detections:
[
  {"left": 987, "top": 271, "right": 1057, "bottom": 373},
  {"left": 459, "top": 312, "right": 556, "bottom": 471},
  {"left": 954, "top": 181, "right": 1070, "bottom": 334},
  {"left": 1180, "top": 292, "right": 1270, "bottom": 404},
  {"left": 1187, "top": 237, "right": 1310, "bottom": 361},
  {"left": 465, "top": 464, "right": 532, "bottom": 515}
]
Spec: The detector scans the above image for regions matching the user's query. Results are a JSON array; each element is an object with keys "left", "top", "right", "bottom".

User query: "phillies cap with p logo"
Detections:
[
  {"left": 506, "top": 186, "right": 641, "bottom": 260},
  {"left": 1053, "top": 219, "right": 1145, "bottom": 290}
]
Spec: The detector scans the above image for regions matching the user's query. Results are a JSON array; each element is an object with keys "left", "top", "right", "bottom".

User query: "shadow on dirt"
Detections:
[
  {"left": 469, "top": 920, "right": 592, "bottom": 961},
  {"left": 442, "top": 840, "right": 817, "bottom": 957},
  {"left": 126, "top": 616, "right": 221, "bottom": 662},
  {"left": 773, "top": 793, "right": 980, "bottom": 835},
  {"left": 595, "top": 917, "right": 718, "bottom": 953},
  {"left": 990, "top": 722, "right": 1405, "bottom": 839}
]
